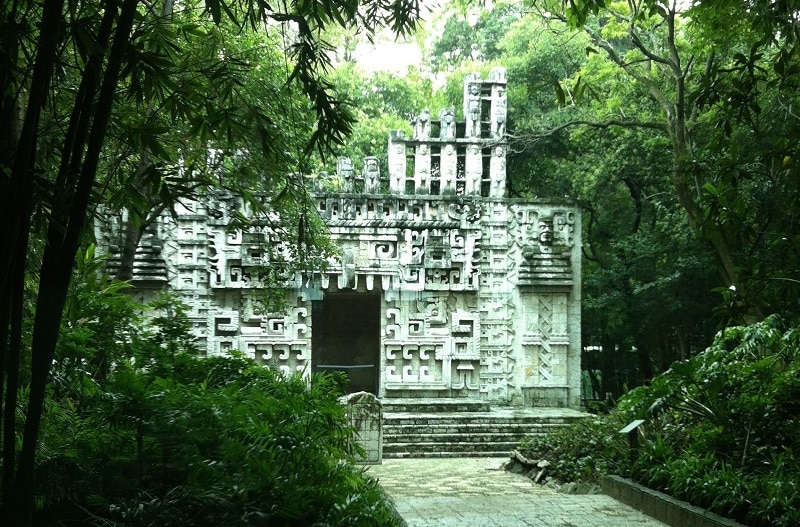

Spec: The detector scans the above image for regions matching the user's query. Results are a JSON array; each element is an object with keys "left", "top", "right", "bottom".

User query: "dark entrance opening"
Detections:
[{"left": 312, "top": 293, "right": 380, "bottom": 395}]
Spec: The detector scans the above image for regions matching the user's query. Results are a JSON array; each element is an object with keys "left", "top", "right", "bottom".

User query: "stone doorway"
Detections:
[{"left": 312, "top": 292, "right": 381, "bottom": 395}]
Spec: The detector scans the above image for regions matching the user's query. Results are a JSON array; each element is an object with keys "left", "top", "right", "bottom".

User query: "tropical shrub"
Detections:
[
  {"left": 519, "top": 411, "right": 630, "bottom": 483},
  {"left": 517, "top": 316, "right": 800, "bottom": 527},
  {"left": 32, "top": 292, "right": 402, "bottom": 526}
]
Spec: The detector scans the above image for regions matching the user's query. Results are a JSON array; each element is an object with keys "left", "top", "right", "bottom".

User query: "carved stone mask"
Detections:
[{"left": 538, "top": 220, "right": 553, "bottom": 245}]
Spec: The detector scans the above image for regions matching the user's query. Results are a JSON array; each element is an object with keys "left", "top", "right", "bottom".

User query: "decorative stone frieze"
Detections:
[{"left": 96, "top": 68, "right": 583, "bottom": 407}]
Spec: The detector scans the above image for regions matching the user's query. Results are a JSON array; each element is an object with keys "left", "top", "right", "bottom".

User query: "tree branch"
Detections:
[
  {"left": 583, "top": 24, "right": 674, "bottom": 113},
  {"left": 630, "top": 28, "right": 674, "bottom": 69},
  {"left": 512, "top": 118, "right": 666, "bottom": 149}
]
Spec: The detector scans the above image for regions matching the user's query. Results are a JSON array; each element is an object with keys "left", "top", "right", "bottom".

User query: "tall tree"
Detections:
[
  {"left": 0, "top": 1, "right": 420, "bottom": 524},
  {"left": 536, "top": 0, "right": 800, "bottom": 320}
]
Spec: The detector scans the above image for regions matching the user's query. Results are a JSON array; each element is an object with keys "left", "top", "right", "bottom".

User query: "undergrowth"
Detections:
[
  {"left": 33, "top": 291, "right": 402, "bottom": 526},
  {"left": 517, "top": 316, "right": 800, "bottom": 527}
]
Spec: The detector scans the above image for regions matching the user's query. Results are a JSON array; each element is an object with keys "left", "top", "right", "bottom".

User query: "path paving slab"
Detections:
[{"left": 368, "top": 457, "right": 669, "bottom": 527}]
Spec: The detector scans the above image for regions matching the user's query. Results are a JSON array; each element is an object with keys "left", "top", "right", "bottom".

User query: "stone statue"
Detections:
[
  {"left": 442, "top": 144, "right": 456, "bottom": 193},
  {"left": 439, "top": 108, "right": 456, "bottom": 140},
  {"left": 493, "top": 87, "right": 507, "bottom": 139},
  {"left": 490, "top": 145, "right": 506, "bottom": 196},
  {"left": 389, "top": 140, "right": 405, "bottom": 192},
  {"left": 467, "top": 83, "right": 481, "bottom": 138},
  {"left": 467, "top": 144, "right": 482, "bottom": 194},
  {"left": 338, "top": 157, "right": 354, "bottom": 192},
  {"left": 312, "top": 171, "right": 328, "bottom": 193},
  {"left": 363, "top": 156, "right": 380, "bottom": 193},
  {"left": 414, "top": 109, "right": 431, "bottom": 139}
]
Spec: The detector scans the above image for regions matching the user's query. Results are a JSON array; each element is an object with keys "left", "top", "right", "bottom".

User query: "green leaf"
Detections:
[
  {"left": 206, "top": 0, "right": 221, "bottom": 24},
  {"left": 553, "top": 81, "right": 566, "bottom": 106}
]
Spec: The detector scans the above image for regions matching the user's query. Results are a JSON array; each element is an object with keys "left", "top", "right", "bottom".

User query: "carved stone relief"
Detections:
[{"left": 95, "top": 68, "right": 583, "bottom": 407}]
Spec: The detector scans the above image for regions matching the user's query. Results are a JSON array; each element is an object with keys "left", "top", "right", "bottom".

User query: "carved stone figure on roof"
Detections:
[
  {"left": 439, "top": 108, "right": 456, "bottom": 140},
  {"left": 363, "top": 156, "right": 380, "bottom": 193},
  {"left": 467, "top": 83, "right": 481, "bottom": 138},
  {"left": 389, "top": 140, "right": 405, "bottom": 191},
  {"left": 338, "top": 157, "right": 354, "bottom": 192},
  {"left": 414, "top": 109, "right": 431, "bottom": 139},
  {"left": 442, "top": 144, "right": 456, "bottom": 194},
  {"left": 493, "top": 87, "right": 507, "bottom": 139},
  {"left": 466, "top": 144, "right": 482, "bottom": 195},
  {"left": 312, "top": 171, "right": 328, "bottom": 193},
  {"left": 490, "top": 145, "right": 506, "bottom": 196}
]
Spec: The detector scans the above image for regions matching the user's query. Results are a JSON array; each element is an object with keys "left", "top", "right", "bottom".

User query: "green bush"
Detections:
[
  {"left": 34, "top": 293, "right": 402, "bottom": 526},
  {"left": 518, "top": 316, "right": 800, "bottom": 527},
  {"left": 519, "top": 411, "right": 630, "bottom": 482}
]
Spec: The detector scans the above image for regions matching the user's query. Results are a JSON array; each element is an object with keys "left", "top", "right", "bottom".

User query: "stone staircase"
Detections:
[{"left": 381, "top": 398, "right": 587, "bottom": 458}]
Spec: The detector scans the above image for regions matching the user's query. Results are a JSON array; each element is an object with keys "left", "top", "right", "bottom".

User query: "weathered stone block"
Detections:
[{"left": 341, "top": 391, "right": 383, "bottom": 464}]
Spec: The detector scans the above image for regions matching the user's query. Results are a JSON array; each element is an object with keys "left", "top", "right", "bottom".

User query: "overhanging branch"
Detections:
[{"left": 512, "top": 118, "right": 666, "bottom": 149}]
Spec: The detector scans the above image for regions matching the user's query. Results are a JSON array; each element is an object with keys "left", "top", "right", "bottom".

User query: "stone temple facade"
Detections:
[{"left": 98, "top": 68, "right": 582, "bottom": 407}]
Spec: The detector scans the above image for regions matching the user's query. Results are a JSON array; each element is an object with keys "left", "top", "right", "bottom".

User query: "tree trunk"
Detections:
[
  {"left": 116, "top": 213, "right": 146, "bottom": 281},
  {"left": 0, "top": 0, "right": 65, "bottom": 518},
  {"left": 635, "top": 341, "right": 653, "bottom": 382},
  {"left": 115, "top": 151, "right": 156, "bottom": 282},
  {"left": 600, "top": 337, "right": 618, "bottom": 400},
  {"left": 0, "top": 273, "right": 10, "bottom": 493},
  {"left": 1, "top": 232, "right": 28, "bottom": 515},
  {"left": 9, "top": 1, "right": 139, "bottom": 523}
]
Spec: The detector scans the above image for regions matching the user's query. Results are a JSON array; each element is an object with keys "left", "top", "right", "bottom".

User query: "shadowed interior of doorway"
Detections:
[{"left": 312, "top": 292, "right": 380, "bottom": 394}]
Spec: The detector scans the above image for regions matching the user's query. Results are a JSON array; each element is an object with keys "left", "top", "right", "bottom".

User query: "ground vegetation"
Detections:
[
  {"left": 515, "top": 316, "right": 800, "bottom": 527},
  {"left": 43, "top": 272, "right": 404, "bottom": 526}
]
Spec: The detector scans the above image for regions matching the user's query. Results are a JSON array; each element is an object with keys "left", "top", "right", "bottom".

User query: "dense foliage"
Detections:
[
  {"left": 325, "top": 62, "right": 435, "bottom": 178},
  {"left": 38, "top": 281, "right": 402, "bottom": 526},
  {"left": 519, "top": 316, "right": 800, "bottom": 527},
  {"left": 0, "top": 1, "right": 419, "bottom": 524}
]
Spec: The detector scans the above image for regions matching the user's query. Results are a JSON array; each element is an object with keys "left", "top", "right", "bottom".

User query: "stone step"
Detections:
[
  {"left": 384, "top": 432, "right": 527, "bottom": 443},
  {"left": 383, "top": 415, "right": 579, "bottom": 427},
  {"left": 381, "top": 398, "right": 491, "bottom": 413},
  {"left": 383, "top": 419, "right": 567, "bottom": 431},
  {"left": 383, "top": 440, "right": 520, "bottom": 454},
  {"left": 383, "top": 425, "right": 558, "bottom": 441},
  {"left": 378, "top": 403, "right": 587, "bottom": 460},
  {"left": 384, "top": 451, "right": 511, "bottom": 459}
]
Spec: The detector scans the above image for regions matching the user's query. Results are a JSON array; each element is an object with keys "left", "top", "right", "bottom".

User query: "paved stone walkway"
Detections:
[{"left": 367, "top": 458, "right": 668, "bottom": 527}]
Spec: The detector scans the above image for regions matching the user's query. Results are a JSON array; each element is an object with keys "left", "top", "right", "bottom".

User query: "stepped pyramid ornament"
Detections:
[{"left": 95, "top": 67, "right": 583, "bottom": 407}]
